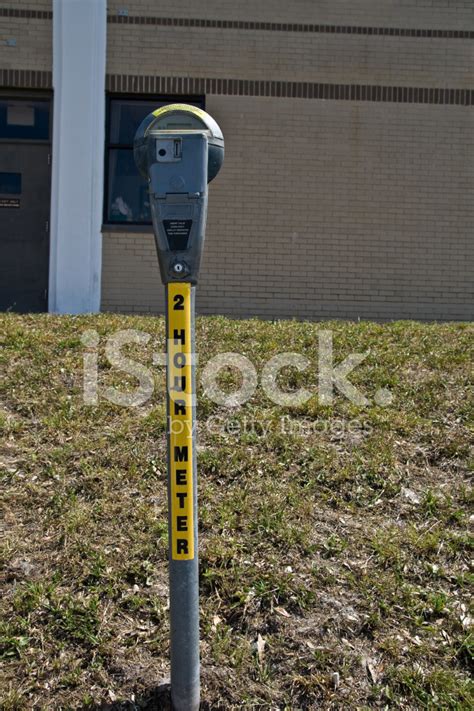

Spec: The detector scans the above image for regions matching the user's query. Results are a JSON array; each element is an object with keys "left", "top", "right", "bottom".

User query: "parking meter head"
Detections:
[
  {"left": 134, "top": 104, "right": 224, "bottom": 183},
  {"left": 133, "top": 104, "right": 224, "bottom": 285}
]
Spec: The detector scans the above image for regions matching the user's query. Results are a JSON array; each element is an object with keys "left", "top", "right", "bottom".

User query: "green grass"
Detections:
[{"left": 0, "top": 313, "right": 472, "bottom": 709}]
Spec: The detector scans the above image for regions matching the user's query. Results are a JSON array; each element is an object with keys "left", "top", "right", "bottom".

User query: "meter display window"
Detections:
[{"left": 105, "top": 95, "right": 205, "bottom": 226}]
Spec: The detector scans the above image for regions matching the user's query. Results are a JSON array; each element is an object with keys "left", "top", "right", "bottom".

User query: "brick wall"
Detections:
[
  {"left": 0, "top": 1, "right": 472, "bottom": 320},
  {"left": 0, "top": 0, "right": 51, "bottom": 9},
  {"left": 102, "top": 0, "right": 474, "bottom": 320},
  {"left": 106, "top": 1, "right": 474, "bottom": 29},
  {"left": 102, "top": 95, "right": 473, "bottom": 320},
  {"left": 107, "top": 25, "right": 473, "bottom": 88},
  {"left": 0, "top": 4, "right": 52, "bottom": 72}
]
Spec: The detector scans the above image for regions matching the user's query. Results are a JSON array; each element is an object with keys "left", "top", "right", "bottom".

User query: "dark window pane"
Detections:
[
  {"left": 109, "top": 97, "right": 205, "bottom": 145},
  {"left": 107, "top": 148, "right": 150, "bottom": 223},
  {"left": 0, "top": 172, "right": 21, "bottom": 194},
  {"left": 0, "top": 100, "right": 49, "bottom": 140},
  {"left": 109, "top": 100, "right": 168, "bottom": 145}
]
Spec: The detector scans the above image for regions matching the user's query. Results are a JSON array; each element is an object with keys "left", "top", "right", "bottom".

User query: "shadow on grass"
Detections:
[
  {"left": 83, "top": 683, "right": 216, "bottom": 711},
  {"left": 83, "top": 682, "right": 172, "bottom": 710}
]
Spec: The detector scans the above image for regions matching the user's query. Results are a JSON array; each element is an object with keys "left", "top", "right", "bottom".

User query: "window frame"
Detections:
[{"left": 103, "top": 93, "right": 206, "bottom": 230}]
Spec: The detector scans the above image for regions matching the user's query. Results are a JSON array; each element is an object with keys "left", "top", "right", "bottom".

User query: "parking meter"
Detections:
[
  {"left": 134, "top": 104, "right": 224, "bottom": 284},
  {"left": 134, "top": 105, "right": 224, "bottom": 711}
]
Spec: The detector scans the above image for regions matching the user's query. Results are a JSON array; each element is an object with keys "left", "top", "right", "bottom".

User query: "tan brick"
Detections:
[{"left": 102, "top": 94, "right": 474, "bottom": 321}]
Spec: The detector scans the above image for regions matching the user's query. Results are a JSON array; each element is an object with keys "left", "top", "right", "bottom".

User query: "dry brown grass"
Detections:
[{"left": 0, "top": 314, "right": 472, "bottom": 709}]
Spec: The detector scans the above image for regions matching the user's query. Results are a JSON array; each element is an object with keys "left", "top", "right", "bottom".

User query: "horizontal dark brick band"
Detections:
[
  {"left": 107, "top": 13, "right": 474, "bottom": 40},
  {"left": 0, "top": 7, "right": 52, "bottom": 19},
  {"left": 1, "top": 7, "right": 472, "bottom": 40},
  {"left": 0, "top": 67, "right": 52, "bottom": 88},
  {"left": 106, "top": 74, "right": 474, "bottom": 106},
  {"left": 2, "top": 69, "right": 472, "bottom": 106}
]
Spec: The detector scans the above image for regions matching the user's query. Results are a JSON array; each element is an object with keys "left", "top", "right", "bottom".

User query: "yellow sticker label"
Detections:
[
  {"left": 167, "top": 282, "right": 195, "bottom": 560},
  {"left": 152, "top": 103, "right": 207, "bottom": 120}
]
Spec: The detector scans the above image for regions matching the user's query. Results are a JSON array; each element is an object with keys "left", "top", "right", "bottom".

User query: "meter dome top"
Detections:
[{"left": 134, "top": 103, "right": 224, "bottom": 183}]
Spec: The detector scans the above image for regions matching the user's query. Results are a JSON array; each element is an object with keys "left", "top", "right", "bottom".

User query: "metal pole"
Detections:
[{"left": 165, "top": 282, "right": 200, "bottom": 711}]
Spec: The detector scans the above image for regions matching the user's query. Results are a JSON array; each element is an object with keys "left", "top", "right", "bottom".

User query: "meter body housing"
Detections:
[{"left": 134, "top": 104, "right": 224, "bottom": 284}]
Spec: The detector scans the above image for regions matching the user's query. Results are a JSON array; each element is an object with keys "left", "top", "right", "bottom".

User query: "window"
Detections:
[
  {"left": 104, "top": 95, "right": 205, "bottom": 226},
  {"left": 0, "top": 99, "right": 50, "bottom": 141},
  {"left": 0, "top": 172, "right": 21, "bottom": 194}
]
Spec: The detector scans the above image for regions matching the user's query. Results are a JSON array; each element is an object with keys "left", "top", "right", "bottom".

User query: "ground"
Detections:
[{"left": 0, "top": 313, "right": 472, "bottom": 710}]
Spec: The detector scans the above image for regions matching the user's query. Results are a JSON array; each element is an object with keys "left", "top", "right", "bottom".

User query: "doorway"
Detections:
[{"left": 0, "top": 96, "right": 51, "bottom": 312}]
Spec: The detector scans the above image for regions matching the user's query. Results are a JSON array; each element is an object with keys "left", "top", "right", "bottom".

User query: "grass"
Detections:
[{"left": 0, "top": 313, "right": 472, "bottom": 709}]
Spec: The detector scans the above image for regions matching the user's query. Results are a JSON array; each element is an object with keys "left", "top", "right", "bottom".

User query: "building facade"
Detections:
[{"left": 0, "top": 0, "right": 473, "bottom": 320}]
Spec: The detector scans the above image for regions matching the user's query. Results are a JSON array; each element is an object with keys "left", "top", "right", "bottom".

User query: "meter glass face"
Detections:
[{"left": 153, "top": 114, "right": 207, "bottom": 131}]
